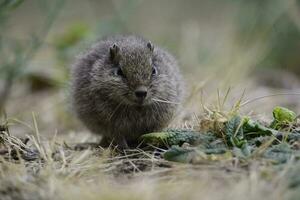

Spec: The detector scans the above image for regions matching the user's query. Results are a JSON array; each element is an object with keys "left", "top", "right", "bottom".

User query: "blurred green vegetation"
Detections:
[
  {"left": 0, "top": 0, "right": 300, "bottom": 112},
  {"left": 0, "top": 0, "right": 64, "bottom": 111},
  {"left": 235, "top": 0, "right": 300, "bottom": 73}
]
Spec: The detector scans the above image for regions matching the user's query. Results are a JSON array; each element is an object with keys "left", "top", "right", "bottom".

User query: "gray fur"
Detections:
[{"left": 71, "top": 35, "right": 184, "bottom": 147}]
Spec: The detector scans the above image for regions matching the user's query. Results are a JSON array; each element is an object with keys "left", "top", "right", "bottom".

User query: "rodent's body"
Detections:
[{"left": 71, "top": 35, "right": 184, "bottom": 148}]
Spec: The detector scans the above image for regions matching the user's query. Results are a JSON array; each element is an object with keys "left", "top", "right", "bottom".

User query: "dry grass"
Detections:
[
  {"left": 1, "top": 88, "right": 300, "bottom": 200},
  {"left": 0, "top": 130, "right": 293, "bottom": 200},
  {"left": 1, "top": 1, "right": 300, "bottom": 199}
]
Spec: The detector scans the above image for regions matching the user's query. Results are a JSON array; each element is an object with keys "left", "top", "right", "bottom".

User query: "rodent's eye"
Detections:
[
  {"left": 114, "top": 67, "right": 125, "bottom": 78},
  {"left": 151, "top": 66, "right": 158, "bottom": 76}
]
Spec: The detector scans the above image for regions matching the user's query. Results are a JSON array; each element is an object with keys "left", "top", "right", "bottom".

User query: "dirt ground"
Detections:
[{"left": 1, "top": 1, "right": 300, "bottom": 200}]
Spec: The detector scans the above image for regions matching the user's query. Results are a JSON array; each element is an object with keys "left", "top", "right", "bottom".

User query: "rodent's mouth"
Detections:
[
  {"left": 122, "top": 92, "right": 152, "bottom": 106},
  {"left": 133, "top": 99, "right": 148, "bottom": 106},
  {"left": 125, "top": 97, "right": 152, "bottom": 107}
]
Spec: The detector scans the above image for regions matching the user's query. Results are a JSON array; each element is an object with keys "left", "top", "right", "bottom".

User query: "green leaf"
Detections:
[
  {"left": 226, "top": 115, "right": 243, "bottom": 137},
  {"left": 163, "top": 146, "right": 231, "bottom": 163},
  {"left": 273, "top": 106, "right": 297, "bottom": 122},
  {"left": 270, "top": 106, "right": 297, "bottom": 129},
  {"left": 243, "top": 117, "right": 277, "bottom": 138},
  {"left": 140, "top": 130, "right": 206, "bottom": 147},
  {"left": 140, "top": 131, "right": 171, "bottom": 146},
  {"left": 225, "top": 115, "right": 245, "bottom": 147},
  {"left": 263, "top": 143, "right": 300, "bottom": 164},
  {"left": 54, "top": 23, "right": 90, "bottom": 50},
  {"left": 163, "top": 146, "right": 198, "bottom": 163}
]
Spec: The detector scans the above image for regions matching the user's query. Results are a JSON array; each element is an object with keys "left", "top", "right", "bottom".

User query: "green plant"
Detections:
[{"left": 0, "top": 0, "right": 64, "bottom": 112}]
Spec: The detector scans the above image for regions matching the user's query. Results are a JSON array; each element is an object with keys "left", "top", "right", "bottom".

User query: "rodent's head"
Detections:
[{"left": 90, "top": 37, "right": 177, "bottom": 107}]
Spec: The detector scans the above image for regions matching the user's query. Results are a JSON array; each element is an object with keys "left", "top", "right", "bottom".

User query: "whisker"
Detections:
[
  {"left": 154, "top": 101, "right": 163, "bottom": 120},
  {"left": 152, "top": 98, "right": 180, "bottom": 105}
]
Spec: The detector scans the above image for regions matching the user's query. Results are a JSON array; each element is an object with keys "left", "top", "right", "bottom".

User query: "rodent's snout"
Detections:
[{"left": 134, "top": 86, "right": 148, "bottom": 102}]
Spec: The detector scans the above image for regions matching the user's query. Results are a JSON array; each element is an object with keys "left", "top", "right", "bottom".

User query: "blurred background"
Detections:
[{"left": 1, "top": 0, "right": 300, "bottom": 137}]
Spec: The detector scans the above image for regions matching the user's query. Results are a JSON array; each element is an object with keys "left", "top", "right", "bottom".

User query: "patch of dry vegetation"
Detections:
[
  {"left": 1, "top": 100, "right": 300, "bottom": 200},
  {"left": 1, "top": 1, "right": 300, "bottom": 200}
]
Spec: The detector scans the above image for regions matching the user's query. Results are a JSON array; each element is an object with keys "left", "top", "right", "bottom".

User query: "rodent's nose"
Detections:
[{"left": 135, "top": 86, "right": 148, "bottom": 100}]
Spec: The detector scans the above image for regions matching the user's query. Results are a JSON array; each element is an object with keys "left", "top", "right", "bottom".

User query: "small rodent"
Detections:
[{"left": 71, "top": 35, "right": 184, "bottom": 148}]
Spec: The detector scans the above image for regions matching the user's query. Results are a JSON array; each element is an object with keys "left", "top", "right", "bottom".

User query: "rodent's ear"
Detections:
[
  {"left": 147, "top": 41, "right": 154, "bottom": 52},
  {"left": 109, "top": 44, "right": 120, "bottom": 63}
]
